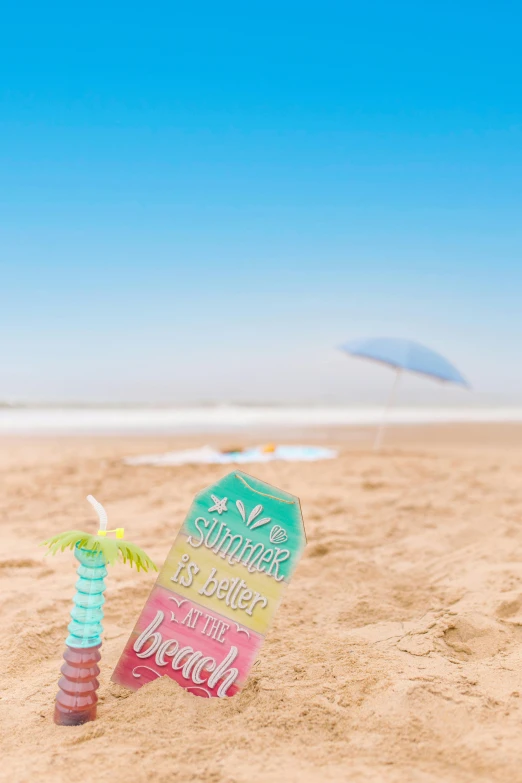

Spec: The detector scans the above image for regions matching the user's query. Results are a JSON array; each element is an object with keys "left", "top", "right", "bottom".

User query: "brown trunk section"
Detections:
[{"left": 54, "top": 644, "right": 101, "bottom": 726}]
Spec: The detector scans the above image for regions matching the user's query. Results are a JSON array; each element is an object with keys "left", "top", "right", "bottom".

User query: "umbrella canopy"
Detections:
[
  {"left": 339, "top": 337, "right": 469, "bottom": 387},
  {"left": 339, "top": 337, "right": 470, "bottom": 449}
]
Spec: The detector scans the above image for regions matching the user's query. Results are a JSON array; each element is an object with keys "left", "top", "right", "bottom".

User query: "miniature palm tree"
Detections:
[{"left": 42, "top": 495, "right": 157, "bottom": 726}]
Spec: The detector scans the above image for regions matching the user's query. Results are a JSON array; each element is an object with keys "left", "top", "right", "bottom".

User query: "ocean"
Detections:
[{"left": 1, "top": 405, "right": 522, "bottom": 435}]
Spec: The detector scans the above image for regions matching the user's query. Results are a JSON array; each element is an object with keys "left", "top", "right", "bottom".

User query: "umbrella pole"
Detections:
[{"left": 374, "top": 369, "right": 401, "bottom": 451}]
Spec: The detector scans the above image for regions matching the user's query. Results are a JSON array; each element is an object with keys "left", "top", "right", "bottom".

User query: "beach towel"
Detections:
[{"left": 124, "top": 444, "right": 337, "bottom": 467}]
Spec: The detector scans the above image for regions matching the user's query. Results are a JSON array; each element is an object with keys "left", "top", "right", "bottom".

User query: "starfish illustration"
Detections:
[{"left": 208, "top": 495, "right": 228, "bottom": 514}]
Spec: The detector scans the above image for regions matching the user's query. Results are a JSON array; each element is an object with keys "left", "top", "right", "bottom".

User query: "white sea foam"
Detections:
[{"left": 0, "top": 406, "right": 522, "bottom": 435}]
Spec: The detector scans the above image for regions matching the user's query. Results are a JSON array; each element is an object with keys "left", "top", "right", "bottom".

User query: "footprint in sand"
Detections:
[{"left": 440, "top": 613, "right": 511, "bottom": 660}]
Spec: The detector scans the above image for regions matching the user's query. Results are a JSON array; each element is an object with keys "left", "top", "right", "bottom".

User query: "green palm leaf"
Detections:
[{"left": 42, "top": 530, "right": 157, "bottom": 572}]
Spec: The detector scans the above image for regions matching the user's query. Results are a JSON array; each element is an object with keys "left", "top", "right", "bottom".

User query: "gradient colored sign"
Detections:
[{"left": 112, "top": 471, "right": 306, "bottom": 698}]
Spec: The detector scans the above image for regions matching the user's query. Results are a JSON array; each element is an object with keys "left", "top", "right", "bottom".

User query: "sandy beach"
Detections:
[{"left": 2, "top": 424, "right": 522, "bottom": 783}]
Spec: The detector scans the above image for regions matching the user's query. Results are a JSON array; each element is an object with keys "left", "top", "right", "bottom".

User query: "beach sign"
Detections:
[{"left": 112, "top": 471, "right": 306, "bottom": 698}]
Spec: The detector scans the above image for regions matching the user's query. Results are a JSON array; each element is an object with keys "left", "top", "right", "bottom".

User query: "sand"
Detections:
[{"left": 2, "top": 425, "right": 522, "bottom": 783}]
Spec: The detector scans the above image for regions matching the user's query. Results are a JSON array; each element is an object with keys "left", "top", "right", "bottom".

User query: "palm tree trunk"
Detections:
[{"left": 54, "top": 545, "right": 107, "bottom": 726}]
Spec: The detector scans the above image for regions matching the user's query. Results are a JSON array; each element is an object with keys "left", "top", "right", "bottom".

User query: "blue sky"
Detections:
[{"left": 1, "top": 1, "right": 521, "bottom": 404}]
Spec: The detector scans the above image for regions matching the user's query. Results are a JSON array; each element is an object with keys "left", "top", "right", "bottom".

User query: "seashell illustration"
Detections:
[
  {"left": 236, "top": 500, "right": 246, "bottom": 521},
  {"left": 269, "top": 525, "right": 288, "bottom": 544},
  {"left": 250, "top": 516, "right": 271, "bottom": 530}
]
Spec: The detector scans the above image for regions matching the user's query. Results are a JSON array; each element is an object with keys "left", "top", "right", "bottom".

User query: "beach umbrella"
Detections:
[
  {"left": 339, "top": 337, "right": 469, "bottom": 449},
  {"left": 42, "top": 495, "right": 156, "bottom": 726}
]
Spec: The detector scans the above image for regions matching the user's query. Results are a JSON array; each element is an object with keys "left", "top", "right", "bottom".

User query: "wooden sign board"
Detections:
[{"left": 112, "top": 471, "right": 306, "bottom": 698}]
